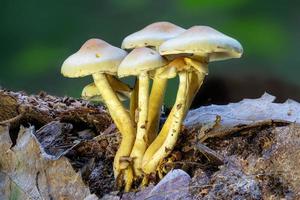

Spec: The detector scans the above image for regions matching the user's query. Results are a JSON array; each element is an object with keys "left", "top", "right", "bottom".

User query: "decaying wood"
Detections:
[
  {"left": 0, "top": 90, "right": 117, "bottom": 198},
  {"left": 198, "top": 118, "right": 290, "bottom": 142},
  {"left": 1, "top": 90, "right": 300, "bottom": 199}
]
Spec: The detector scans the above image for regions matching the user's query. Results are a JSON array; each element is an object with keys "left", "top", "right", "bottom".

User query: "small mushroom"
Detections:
[
  {"left": 142, "top": 26, "right": 243, "bottom": 174},
  {"left": 118, "top": 47, "right": 167, "bottom": 178},
  {"left": 61, "top": 39, "right": 135, "bottom": 178},
  {"left": 122, "top": 21, "right": 186, "bottom": 143},
  {"left": 82, "top": 76, "right": 132, "bottom": 102},
  {"left": 81, "top": 82, "right": 131, "bottom": 102},
  {"left": 81, "top": 83, "right": 104, "bottom": 102}
]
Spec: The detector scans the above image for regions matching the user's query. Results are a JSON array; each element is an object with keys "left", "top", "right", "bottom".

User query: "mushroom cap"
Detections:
[
  {"left": 82, "top": 83, "right": 100, "bottom": 98},
  {"left": 61, "top": 39, "right": 127, "bottom": 77},
  {"left": 159, "top": 26, "right": 243, "bottom": 61},
  {"left": 82, "top": 83, "right": 129, "bottom": 102},
  {"left": 121, "top": 22, "right": 186, "bottom": 50},
  {"left": 118, "top": 47, "right": 167, "bottom": 77}
]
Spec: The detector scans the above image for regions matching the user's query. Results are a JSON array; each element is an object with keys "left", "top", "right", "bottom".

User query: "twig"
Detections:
[
  {"left": 194, "top": 143, "right": 224, "bottom": 166},
  {"left": 198, "top": 119, "right": 290, "bottom": 142},
  {"left": 0, "top": 113, "right": 23, "bottom": 125}
]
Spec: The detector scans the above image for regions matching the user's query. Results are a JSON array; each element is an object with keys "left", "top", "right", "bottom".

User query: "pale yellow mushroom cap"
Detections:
[
  {"left": 82, "top": 83, "right": 100, "bottom": 99},
  {"left": 121, "top": 22, "right": 186, "bottom": 50},
  {"left": 82, "top": 83, "right": 129, "bottom": 102},
  {"left": 159, "top": 26, "right": 243, "bottom": 61},
  {"left": 118, "top": 47, "right": 167, "bottom": 77},
  {"left": 61, "top": 38, "right": 127, "bottom": 77}
]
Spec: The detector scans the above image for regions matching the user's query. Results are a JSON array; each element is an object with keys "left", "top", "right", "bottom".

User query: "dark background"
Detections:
[{"left": 1, "top": 0, "right": 299, "bottom": 107}]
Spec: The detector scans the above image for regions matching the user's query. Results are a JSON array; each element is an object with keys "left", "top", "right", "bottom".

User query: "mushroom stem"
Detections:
[
  {"left": 142, "top": 71, "right": 188, "bottom": 174},
  {"left": 147, "top": 77, "right": 168, "bottom": 143},
  {"left": 130, "top": 71, "right": 149, "bottom": 176},
  {"left": 185, "top": 71, "right": 206, "bottom": 113},
  {"left": 142, "top": 64, "right": 206, "bottom": 169},
  {"left": 142, "top": 108, "right": 174, "bottom": 168},
  {"left": 124, "top": 167, "right": 134, "bottom": 192},
  {"left": 123, "top": 79, "right": 138, "bottom": 192},
  {"left": 130, "top": 78, "right": 139, "bottom": 126},
  {"left": 92, "top": 73, "right": 135, "bottom": 177}
]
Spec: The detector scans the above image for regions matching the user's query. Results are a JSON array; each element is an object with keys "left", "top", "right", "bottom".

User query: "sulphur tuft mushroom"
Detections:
[
  {"left": 160, "top": 25, "right": 243, "bottom": 111},
  {"left": 60, "top": 23, "right": 243, "bottom": 192},
  {"left": 122, "top": 21, "right": 186, "bottom": 144},
  {"left": 142, "top": 26, "right": 243, "bottom": 175},
  {"left": 61, "top": 38, "right": 135, "bottom": 179},
  {"left": 81, "top": 82, "right": 131, "bottom": 102},
  {"left": 118, "top": 47, "right": 167, "bottom": 180}
]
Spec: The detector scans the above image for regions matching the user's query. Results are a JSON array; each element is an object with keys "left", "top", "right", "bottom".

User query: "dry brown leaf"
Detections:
[{"left": 0, "top": 125, "right": 92, "bottom": 200}]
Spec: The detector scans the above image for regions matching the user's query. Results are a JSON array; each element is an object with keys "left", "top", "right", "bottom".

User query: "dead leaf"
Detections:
[
  {"left": 33, "top": 121, "right": 80, "bottom": 160},
  {"left": 0, "top": 125, "right": 92, "bottom": 200}
]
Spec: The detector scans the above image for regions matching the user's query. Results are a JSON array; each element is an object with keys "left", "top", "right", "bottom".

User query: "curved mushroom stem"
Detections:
[
  {"left": 147, "top": 77, "right": 168, "bottom": 143},
  {"left": 142, "top": 71, "right": 188, "bottom": 174},
  {"left": 142, "top": 59, "right": 184, "bottom": 167},
  {"left": 124, "top": 78, "right": 138, "bottom": 192},
  {"left": 142, "top": 106, "right": 174, "bottom": 168},
  {"left": 92, "top": 73, "right": 135, "bottom": 178},
  {"left": 130, "top": 71, "right": 149, "bottom": 176},
  {"left": 124, "top": 166, "right": 134, "bottom": 192},
  {"left": 185, "top": 71, "right": 206, "bottom": 114},
  {"left": 142, "top": 70, "right": 206, "bottom": 172},
  {"left": 125, "top": 75, "right": 167, "bottom": 191}
]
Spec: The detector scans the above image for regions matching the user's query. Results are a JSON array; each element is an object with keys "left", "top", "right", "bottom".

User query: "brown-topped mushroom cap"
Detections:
[
  {"left": 61, "top": 38, "right": 127, "bottom": 77},
  {"left": 122, "top": 22, "right": 185, "bottom": 50}
]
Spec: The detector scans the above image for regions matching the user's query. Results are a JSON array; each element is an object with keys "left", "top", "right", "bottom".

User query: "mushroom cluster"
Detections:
[{"left": 61, "top": 22, "right": 243, "bottom": 191}]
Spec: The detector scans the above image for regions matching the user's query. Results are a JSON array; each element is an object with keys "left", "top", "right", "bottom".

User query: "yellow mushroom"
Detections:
[
  {"left": 142, "top": 26, "right": 243, "bottom": 175},
  {"left": 142, "top": 57, "right": 207, "bottom": 174},
  {"left": 122, "top": 22, "right": 185, "bottom": 144},
  {"left": 118, "top": 47, "right": 167, "bottom": 179},
  {"left": 81, "top": 82, "right": 131, "bottom": 102},
  {"left": 61, "top": 39, "right": 135, "bottom": 179}
]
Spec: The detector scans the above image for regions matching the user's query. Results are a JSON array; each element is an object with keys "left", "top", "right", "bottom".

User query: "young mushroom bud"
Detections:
[
  {"left": 61, "top": 39, "right": 135, "bottom": 179},
  {"left": 81, "top": 82, "right": 131, "bottom": 102}
]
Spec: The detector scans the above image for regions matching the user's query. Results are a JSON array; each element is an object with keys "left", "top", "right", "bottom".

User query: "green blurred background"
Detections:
[{"left": 1, "top": 0, "right": 299, "bottom": 106}]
